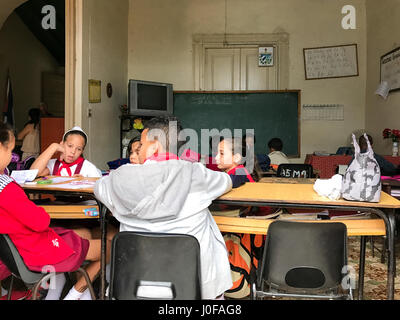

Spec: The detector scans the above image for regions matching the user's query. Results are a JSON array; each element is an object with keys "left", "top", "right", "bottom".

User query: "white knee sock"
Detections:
[
  {"left": 64, "top": 287, "right": 93, "bottom": 300},
  {"left": 44, "top": 274, "right": 66, "bottom": 300},
  {"left": 63, "top": 286, "right": 84, "bottom": 300},
  {"left": 79, "top": 288, "right": 93, "bottom": 300}
]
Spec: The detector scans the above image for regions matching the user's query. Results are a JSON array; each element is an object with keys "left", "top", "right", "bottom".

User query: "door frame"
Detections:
[
  {"left": 193, "top": 33, "right": 289, "bottom": 91},
  {"left": 65, "top": 0, "right": 82, "bottom": 129}
]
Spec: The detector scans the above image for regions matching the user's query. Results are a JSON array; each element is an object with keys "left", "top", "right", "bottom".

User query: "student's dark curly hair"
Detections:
[{"left": 0, "top": 122, "right": 13, "bottom": 147}]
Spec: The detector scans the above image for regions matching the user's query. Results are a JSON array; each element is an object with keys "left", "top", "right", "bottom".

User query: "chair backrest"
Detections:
[
  {"left": 277, "top": 163, "right": 314, "bottom": 178},
  {"left": 0, "top": 234, "right": 44, "bottom": 285},
  {"left": 109, "top": 232, "right": 202, "bottom": 300},
  {"left": 258, "top": 220, "right": 347, "bottom": 292}
]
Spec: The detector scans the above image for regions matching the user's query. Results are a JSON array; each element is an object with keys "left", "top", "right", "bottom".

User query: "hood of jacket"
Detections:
[{"left": 102, "top": 160, "right": 194, "bottom": 222}]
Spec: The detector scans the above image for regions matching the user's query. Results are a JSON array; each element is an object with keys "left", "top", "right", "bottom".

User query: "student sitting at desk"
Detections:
[
  {"left": 94, "top": 116, "right": 233, "bottom": 300},
  {"left": 351, "top": 134, "right": 399, "bottom": 177},
  {"left": 267, "top": 137, "right": 290, "bottom": 170},
  {"left": 31, "top": 126, "right": 101, "bottom": 178},
  {"left": 215, "top": 136, "right": 274, "bottom": 217},
  {"left": 0, "top": 123, "right": 111, "bottom": 300},
  {"left": 17, "top": 108, "right": 40, "bottom": 161},
  {"left": 127, "top": 136, "right": 141, "bottom": 165}
]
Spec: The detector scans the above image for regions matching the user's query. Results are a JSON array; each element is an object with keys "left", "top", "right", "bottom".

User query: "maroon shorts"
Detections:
[{"left": 27, "top": 227, "right": 90, "bottom": 273}]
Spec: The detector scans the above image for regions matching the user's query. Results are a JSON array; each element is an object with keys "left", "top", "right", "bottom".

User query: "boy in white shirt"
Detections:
[
  {"left": 94, "top": 116, "right": 233, "bottom": 299},
  {"left": 268, "top": 137, "right": 290, "bottom": 169}
]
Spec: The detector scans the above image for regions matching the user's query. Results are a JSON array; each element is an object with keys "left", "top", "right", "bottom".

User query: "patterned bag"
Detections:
[
  {"left": 341, "top": 133, "right": 381, "bottom": 202},
  {"left": 223, "top": 233, "right": 264, "bottom": 299}
]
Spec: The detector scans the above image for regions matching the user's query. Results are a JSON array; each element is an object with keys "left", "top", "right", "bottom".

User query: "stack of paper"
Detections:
[{"left": 11, "top": 169, "right": 38, "bottom": 184}]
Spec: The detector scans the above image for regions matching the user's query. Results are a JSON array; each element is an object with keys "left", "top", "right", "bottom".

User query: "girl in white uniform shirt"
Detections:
[{"left": 31, "top": 126, "right": 102, "bottom": 178}]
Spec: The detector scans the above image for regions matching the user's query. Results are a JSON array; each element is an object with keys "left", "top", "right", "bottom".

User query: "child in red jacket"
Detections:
[{"left": 0, "top": 123, "right": 111, "bottom": 300}]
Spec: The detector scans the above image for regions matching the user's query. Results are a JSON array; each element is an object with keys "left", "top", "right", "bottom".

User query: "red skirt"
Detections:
[{"left": 27, "top": 227, "right": 90, "bottom": 273}]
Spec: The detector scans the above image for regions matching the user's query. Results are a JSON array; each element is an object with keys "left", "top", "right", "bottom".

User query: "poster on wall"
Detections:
[
  {"left": 380, "top": 46, "right": 400, "bottom": 93},
  {"left": 258, "top": 47, "right": 274, "bottom": 67}
]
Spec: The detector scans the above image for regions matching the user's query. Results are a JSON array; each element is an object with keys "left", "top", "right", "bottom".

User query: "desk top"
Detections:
[
  {"left": 21, "top": 176, "right": 98, "bottom": 194},
  {"left": 217, "top": 182, "right": 400, "bottom": 209},
  {"left": 259, "top": 177, "right": 316, "bottom": 184}
]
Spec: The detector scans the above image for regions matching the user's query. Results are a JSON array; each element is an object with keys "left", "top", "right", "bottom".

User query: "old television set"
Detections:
[{"left": 128, "top": 79, "right": 173, "bottom": 116}]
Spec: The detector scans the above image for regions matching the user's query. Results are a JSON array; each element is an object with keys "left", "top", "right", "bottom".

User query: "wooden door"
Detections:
[{"left": 205, "top": 47, "right": 277, "bottom": 91}]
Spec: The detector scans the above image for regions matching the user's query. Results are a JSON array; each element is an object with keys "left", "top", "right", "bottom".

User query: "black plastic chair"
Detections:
[
  {"left": 277, "top": 163, "right": 314, "bottom": 178},
  {"left": 0, "top": 234, "right": 96, "bottom": 300},
  {"left": 109, "top": 232, "right": 202, "bottom": 300},
  {"left": 251, "top": 220, "right": 352, "bottom": 300}
]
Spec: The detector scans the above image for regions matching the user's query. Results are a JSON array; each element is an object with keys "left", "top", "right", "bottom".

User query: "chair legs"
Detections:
[
  {"left": 75, "top": 268, "right": 97, "bottom": 300},
  {"left": 8, "top": 268, "right": 96, "bottom": 300},
  {"left": 7, "top": 276, "right": 14, "bottom": 301}
]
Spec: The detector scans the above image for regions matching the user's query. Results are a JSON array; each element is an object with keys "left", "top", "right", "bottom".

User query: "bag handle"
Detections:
[{"left": 351, "top": 133, "right": 360, "bottom": 155}]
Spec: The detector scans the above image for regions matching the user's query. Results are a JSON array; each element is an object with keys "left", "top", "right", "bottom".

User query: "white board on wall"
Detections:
[
  {"left": 380, "top": 46, "right": 400, "bottom": 92},
  {"left": 303, "top": 44, "right": 359, "bottom": 80}
]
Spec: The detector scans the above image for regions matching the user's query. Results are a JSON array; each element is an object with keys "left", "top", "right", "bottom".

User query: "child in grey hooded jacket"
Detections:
[{"left": 94, "top": 116, "right": 233, "bottom": 299}]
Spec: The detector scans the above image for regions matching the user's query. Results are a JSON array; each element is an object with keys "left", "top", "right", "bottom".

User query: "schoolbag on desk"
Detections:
[{"left": 341, "top": 133, "right": 381, "bottom": 202}]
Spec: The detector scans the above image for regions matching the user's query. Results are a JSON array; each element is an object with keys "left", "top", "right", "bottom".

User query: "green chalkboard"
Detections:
[{"left": 173, "top": 91, "right": 301, "bottom": 157}]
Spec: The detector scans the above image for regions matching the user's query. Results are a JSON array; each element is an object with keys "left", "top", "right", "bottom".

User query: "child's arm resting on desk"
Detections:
[
  {"left": 93, "top": 175, "right": 115, "bottom": 214},
  {"left": 197, "top": 164, "right": 232, "bottom": 201},
  {"left": 0, "top": 183, "right": 50, "bottom": 232}
]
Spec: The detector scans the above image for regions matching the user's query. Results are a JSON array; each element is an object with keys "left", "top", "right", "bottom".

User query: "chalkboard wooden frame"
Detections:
[
  {"left": 380, "top": 46, "right": 400, "bottom": 93},
  {"left": 173, "top": 90, "right": 301, "bottom": 158},
  {"left": 303, "top": 44, "right": 359, "bottom": 80}
]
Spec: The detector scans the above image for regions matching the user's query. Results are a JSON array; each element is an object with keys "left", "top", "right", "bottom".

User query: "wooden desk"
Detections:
[
  {"left": 305, "top": 154, "right": 400, "bottom": 179},
  {"left": 259, "top": 177, "right": 316, "bottom": 184},
  {"left": 39, "top": 205, "right": 99, "bottom": 219},
  {"left": 382, "top": 178, "right": 400, "bottom": 199},
  {"left": 214, "top": 182, "right": 400, "bottom": 300},
  {"left": 213, "top": 216, "right": 386, "bottom": 236},
  {"left": 21, "top": 176, "right": 108, "bottom": 300}
]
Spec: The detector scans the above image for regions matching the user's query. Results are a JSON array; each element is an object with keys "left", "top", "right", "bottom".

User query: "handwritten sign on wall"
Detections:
[
  {"left": 380, "top": 46, "right": 400, "bottom": 93},
  {"left": 303, "top": 44, "right": 359, "bottom": 80}
]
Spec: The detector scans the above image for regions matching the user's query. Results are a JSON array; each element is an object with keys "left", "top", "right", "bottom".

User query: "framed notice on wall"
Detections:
[
  {"left": 303, "top": 44, "right": 359, "bottom": 80},
  {"left": 380, "top": 46, "right": 400, "bottom": 93}
]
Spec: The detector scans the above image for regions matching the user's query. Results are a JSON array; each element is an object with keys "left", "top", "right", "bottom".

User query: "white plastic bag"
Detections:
[
  {"left": 341, "top": 133, "right": 381, "bottom": 202},
  {"left": 313, "top": 174, "right": 343, "bottom": 200}
]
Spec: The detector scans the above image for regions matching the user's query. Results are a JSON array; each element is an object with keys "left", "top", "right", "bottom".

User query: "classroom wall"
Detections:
[
  {"left": 127, "top": 0, "right": 367, "bottom": 162},
  {"left": 80, "top": 0, "right": 129, "bottom": 170},
  {"left": 365, "top": 0, "right": 400, "bottom": 156},
  {"left": 0, "top": 12, "right": 59, "bottom": 133}
]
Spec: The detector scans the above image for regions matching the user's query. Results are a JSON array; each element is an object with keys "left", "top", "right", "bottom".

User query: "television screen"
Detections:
[
  {"left": 137, "top": 84, "right": 167, "bottom": 111},
  {"left": 129, "top": 80, "right": 173, "bottom": 115}
]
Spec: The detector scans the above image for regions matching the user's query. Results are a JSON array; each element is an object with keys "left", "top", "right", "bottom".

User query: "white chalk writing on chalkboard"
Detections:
[
  {"left": 304, "top": 44, "right": 358, "bottom": 80},
  {"left": 191, "top": 94, "right": 248, "bottom": 105}
]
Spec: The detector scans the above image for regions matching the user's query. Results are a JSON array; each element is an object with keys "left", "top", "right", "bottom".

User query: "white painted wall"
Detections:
[
  {"left": 80, "top": 0, "right": 129, "bottom": 170},
  {"left": 127, "top": 0, "right": 368, "bottom": 161},
  {"left": 0, "top": 12, "right": 59, "bottom": 133},
  {"left": 365, "top": 0, "right": 400, "bottom": 156}
]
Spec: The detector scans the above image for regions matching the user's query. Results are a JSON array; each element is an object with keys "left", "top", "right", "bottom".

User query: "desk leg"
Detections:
[
  {"left": 387, "top": 210, "right": 396, "bottom": 300},
  {"left": 358, "top": 236, "right": 366, "bottom": 300},
  {"left": 99, "top": 204, "right": 108, "bottom": 300}
]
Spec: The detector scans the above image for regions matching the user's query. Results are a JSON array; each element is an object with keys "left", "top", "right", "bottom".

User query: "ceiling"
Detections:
[{"left": 15, "top": 0, "right": 65, "bottom": 66}]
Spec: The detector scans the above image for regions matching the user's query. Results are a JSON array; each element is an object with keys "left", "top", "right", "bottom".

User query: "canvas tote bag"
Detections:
[{"left": 341, "top": 133, "right": 381, "bottom": 202}]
